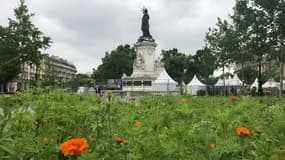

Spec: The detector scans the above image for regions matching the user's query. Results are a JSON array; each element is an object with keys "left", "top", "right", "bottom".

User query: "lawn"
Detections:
[{"left": 0, "top": 89, "right": 285, "bottom": 160}]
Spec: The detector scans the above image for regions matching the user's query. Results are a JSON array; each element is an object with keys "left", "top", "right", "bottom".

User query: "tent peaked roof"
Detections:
[
  {"left": 187, "top": 75, "right": 206, "bottom": 86},
  {"left": 215, "top": 78, "right": 224, "bottom": 86},
  {"left": 226, "top": 74, "right": 242, "bottom": 86},
  {"left": 250, "top": 78, "right": 258, "bottom": 89},
  {"left": 121, "top": 73, "right": 128, "bottom": 79},
  {"left": 263, "top": 78, "right": 280, "bottom": 88},
  {"left": 154, "top": 68, "right": 177, "bottom": 84}
]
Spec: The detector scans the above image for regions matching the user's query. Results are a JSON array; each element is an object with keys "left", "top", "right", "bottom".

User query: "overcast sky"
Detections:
[{"left": 0, "top": 0, "right": 235, "bottom": 74}]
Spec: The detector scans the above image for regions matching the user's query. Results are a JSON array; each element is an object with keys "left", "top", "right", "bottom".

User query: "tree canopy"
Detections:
[
  {"left": 92, "top": 44, "right": 136, "bottom": 83},
  {"left": 0, "top": 0, "right": 52, "bottom": 86}
]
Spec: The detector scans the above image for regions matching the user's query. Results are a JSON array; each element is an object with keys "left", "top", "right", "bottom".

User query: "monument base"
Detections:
[{"left": 122, "top": 39, "right": 163, "bottom": 92}]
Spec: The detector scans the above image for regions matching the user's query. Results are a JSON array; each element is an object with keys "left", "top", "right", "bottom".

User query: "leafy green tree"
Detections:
[
  {"left": 229, "top": 0, "right": 285, "bottom": 95},
  {"left": 206, "top": 18, "right": 236, "bottom": 95},
  {"left": 8, "top": 0, "right": 52, "bottom": 80},
  {"left": 193, "top": 47, "right": 217, "bottom": 85},
  {"left": 161, "top": 48, "right": 189, "bottom": 84},
  {"left": 230, "top": 0, "right": 256, "bottom": 84},
  {"left": 236, "top": 66, "right": 258, "bottom": 85},
  {"left": 0, "top": 26, "right": 21, "bottom": 92},
  {"left": 253, "top": 0, "right": 285, "bottom": 92},
  {"left": 92, "top": 44, "right": 136, "bottom": 83}
]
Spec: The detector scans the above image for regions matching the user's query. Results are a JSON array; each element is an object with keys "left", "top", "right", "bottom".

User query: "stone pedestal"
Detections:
[
  {"left": 122, "top": 39, "right": 163, "bottom": 92},
  {"left": 131, "top": 41, "right": 158, "bottom": 79}
]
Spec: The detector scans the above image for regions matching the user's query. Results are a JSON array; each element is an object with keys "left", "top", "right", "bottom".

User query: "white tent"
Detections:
[
  {"left": 152, "top": 69, "right": 178, "bottom": 92},
  {"left": 262, "top": 78, "right": 280, "bottom": 89},
  {"left": 121, "top": 73, "right": 128, "bottom": 79},
  {"left": 187, "top": 75, "right": 206, "bottom": 95},
  {"left": 226, "top": 74, "right": 242, "bottom": 86},
  {"left": 215, "top": 78, "right": 224, "bottom": 87},
  {"left": 250, "top": 78, "right": 258, "bottom": 89}
]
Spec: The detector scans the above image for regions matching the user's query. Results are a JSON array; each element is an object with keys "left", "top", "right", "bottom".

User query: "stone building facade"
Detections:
[{"left": 4, "top": 54, "right": 77, "bottom": 92}]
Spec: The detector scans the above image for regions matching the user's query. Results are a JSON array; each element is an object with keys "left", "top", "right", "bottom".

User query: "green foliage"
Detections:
[
  {"left": 0, "top": 28, "right": 21, "bottom": 81},
  {"left": 161, "top": 48, "right": 190, "bottom": 84},
  {"left": 66, "top": 74, "right": 94, "bottom": 91},
  {"left": 92, "top": 44, "right": 136, "bottom": 83},
  {"left": 0, "top": 0, "right": 51, "bottom": 89},
  {"left": 193, "top": 47, "right": 217, "bottom": 85},
  {"left": 236, "top": 66, "right": 258, "bottom": 84},
  {"left": 1, "top": 91, "right": 285, "bottom": 159},
  {"left": 8, "top": 0, "right": 52, "bottom": 66},
  {"left": 206, "top": 18, "right": 234, "bottom": 70}
]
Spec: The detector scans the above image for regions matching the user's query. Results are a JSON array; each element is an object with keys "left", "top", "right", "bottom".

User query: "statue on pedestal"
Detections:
[{"left": 138, "top": 8, "right": 154, "bottom": 42}]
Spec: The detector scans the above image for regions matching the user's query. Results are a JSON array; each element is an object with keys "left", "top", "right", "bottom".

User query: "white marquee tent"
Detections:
[
  {"left": 187, "top": 75, "right": 206, "bottom": 95},
  {"left": 215, "top": 75, "right": 243, "bottom": 87},
  {"left": 152, "top": 69, "right": 178, "bottom": 92},
  {"left": 121, "top": 73, "right": 128, "bottom": 79},
  {"left": 262, "top": 78, "right": 280, "bottom": 89},
  {"left": 226, "top": 74, "right": 243, "bottom": 86},
  {"left": 250, "top": 78, "right": 258, "bottom": 89},
  {"left": 215, "top": 78, "right": 224, "bottom": 87}
]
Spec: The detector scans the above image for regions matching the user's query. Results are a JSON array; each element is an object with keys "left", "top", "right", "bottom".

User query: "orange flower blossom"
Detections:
[
  {"left": 210, "top": 143, "right": 216, "bottom": 149},
  {"left": 229, "top": 96, "right": 239, "bottom": 101},
  {"left": 236, "top": 127, "right": 250, "bottom": 136},
  {"left": 181, "top": 98, "right": 187, "bottom": 104},
  {"left": 61, "top": 138, "right": 89, "bottom": 156},
  {"left": 135, "top": 121, "right": 142, "bottom": 127},
  {"left": 115, "top": 137, "right": 123, "bottom": 144}
]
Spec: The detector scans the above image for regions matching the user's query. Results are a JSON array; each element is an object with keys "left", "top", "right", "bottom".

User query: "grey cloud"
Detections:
[{"left": 1, "top": 0, "right": 235, "bottom": 73}]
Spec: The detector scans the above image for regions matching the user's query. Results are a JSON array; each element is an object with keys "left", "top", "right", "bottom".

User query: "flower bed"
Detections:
[{"left": 0, "top": 89, "right": 285, "bottom": 159}]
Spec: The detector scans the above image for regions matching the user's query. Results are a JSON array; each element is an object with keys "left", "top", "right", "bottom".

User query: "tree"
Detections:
[
  {"left": 0, "top": 26, "right": 21, "bottom": 92},
  {"left": 229, "top": 0, "right": 285, "bottom": 96},
  {"left": 241, "top": 1, "right": 275, "bottom": 96},
  {"left": 8, "top": 0, "right": 52, "bottom": 81},
  {"left": 253, "top": 0, "right": 285, "bottom": 93},
  {"left": 161, "top": 48, "right": 190, "bottom": 84},
  {"left": 237, "top": 66, "right": 258, "bottom": 85},
  {"left": 92, "top": 44, "right": 136, "bottom": 83},
  {"left": 206, "top": 18, "right": 235, "bottom": 95},
  {"left": 193, "top": 47, "right": 217, "bottom": 85},
  {"left": 230, "top": 0, "right": 256, "bottom": 85}
]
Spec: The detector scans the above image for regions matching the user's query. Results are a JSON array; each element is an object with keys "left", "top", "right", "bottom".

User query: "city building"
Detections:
[{"left": 3, "top": 54, "right": 77, "bottom": 92}]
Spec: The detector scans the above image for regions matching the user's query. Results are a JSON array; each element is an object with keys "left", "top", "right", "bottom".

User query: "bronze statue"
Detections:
[{"left": 138, "top": 8, "right": 154, "bottom": 42}]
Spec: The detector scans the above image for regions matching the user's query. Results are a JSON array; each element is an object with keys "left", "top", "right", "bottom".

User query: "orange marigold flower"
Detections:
[
  {"left": 181, "top": 98, "right": 187, "bottom": 104},
  {"left": 135, "top": 121, "right": 142, "bottom": 127},
  {"left": 229, "top": 96, "right": 239, "bottom": 101},
  {"left": 61, "top": 138, "right": 89, "bottom": 156},
  {"left": 236, "top": 127, "right": 250, "bottom": 136},
  {"left": 115, "top": 137, "right": 123, "bottom": 144},
  {"left": 210, "top": 143, "right": 216, "bottom": 149}
]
